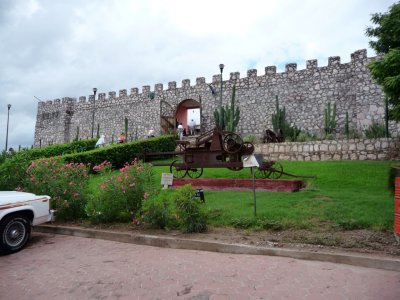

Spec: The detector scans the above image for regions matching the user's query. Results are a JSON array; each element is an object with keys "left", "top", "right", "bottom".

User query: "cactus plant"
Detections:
[
  {"left": 271, "top": 95, "right": 286, "bottom": 133},
  {"left": 96, "top": 123, "right": 100, "bottom": 138},
  {"left": 324, "top": 102, "right": 336, "bottom": 135},
  {"left": 75, "top": 126, "right": 80, "bottom": 141},
  {"left": 124, "top": 117, "right": 128, "bottom": 137},
  {"left": 384, "top": 96, "right": 389, "bottom": 138},
  {"left": 269, "top": 95, "right": 301, "bottom": 141},
  {"left": 213, "top": 85, "right": 240, "bottom": 132}
]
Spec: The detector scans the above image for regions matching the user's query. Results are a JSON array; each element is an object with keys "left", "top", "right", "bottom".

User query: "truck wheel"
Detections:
[{"left": 0, "top": 215, "right": 31, "bottom": 254}]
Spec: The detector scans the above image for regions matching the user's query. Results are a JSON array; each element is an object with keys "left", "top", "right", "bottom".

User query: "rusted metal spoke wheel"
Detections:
[
  {"left": 225, "top": 154, "right": 243, "bottom": 171},
  {"left": 170, "top": 160, "right": 187, "bottom": 178},
  {"left": 254, "top": 168, "right": 270, "bottom": 179},
  {"left": 187, "top": 168, "right": 203, "bottom": 179},
  {"left": 223, "top": 133, "right": 243, "bottom": 154},
  {"left": 242, "top": 142, "right": 255, "bottom": 155},
  {"left": 227, "top": 166, "right": 243, "bottom": 171},
  {"left": 268, "top": 162, "right": 283, "bottom": 179}
]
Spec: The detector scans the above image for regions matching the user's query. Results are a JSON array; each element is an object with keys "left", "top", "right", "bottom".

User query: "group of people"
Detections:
[
  {"left": 177, "top": 119, "right": 197, "bottom": 140},
  {"left": 95, "top": 129, "right": 155, "bottom": 148},
  {"left": 177, "top": 119, "right": 196, "bottom": 140}
]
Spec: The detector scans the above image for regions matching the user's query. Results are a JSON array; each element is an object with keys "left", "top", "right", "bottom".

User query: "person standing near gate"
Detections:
[
  {"left": 95, "top": 135, "right": 106, "bottom": 148},
  {"left": 118, "top": 132, "right": 126, "bottom": 143},
  {"left": 188, "top": 119, "right": 196, "bottom": 136},
  {"left": 177, "top": 123, "right": 184, "bottom": 140}
]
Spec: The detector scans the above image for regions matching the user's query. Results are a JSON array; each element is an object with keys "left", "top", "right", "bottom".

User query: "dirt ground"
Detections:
[{"left": 53, "top": 221, "right": 400, "bottom": 258}]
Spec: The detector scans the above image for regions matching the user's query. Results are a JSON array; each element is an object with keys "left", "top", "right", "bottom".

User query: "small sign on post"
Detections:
[
  {"left": 161, "top": 173, "right": 174, "bottom": 189},
  {"left": 242, "top": 155, "right": 260, "bottom": 217},
  {"left": 242, "top": 154, "right": 260, "bottom": 168},
  {"left": 195, "top": 188, "right": 205, "bottom": 202}
]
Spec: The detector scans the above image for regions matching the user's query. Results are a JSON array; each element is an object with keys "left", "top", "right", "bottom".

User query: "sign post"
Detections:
[
  {"left": 161, "top": 173, "right": 174, "bottom": 189},
  {"left": 242, "top": 155, "right": 260, "bottom": 216}
]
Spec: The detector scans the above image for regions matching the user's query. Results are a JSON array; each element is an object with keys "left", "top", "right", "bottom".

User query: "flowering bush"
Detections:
[
  {"left": 86, "top": 159, "right": 153, "bottom": 223},
  {"left": 92, "top": 160, "right": 112, "bottom": 175},
  {"left": 23, "top": 157, "right": 90, "bottom": 220}
]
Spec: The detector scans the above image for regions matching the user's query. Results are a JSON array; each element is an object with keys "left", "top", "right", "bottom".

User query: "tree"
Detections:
[{"left": 366, "top": 2, "right": 400, "bottom": 120}]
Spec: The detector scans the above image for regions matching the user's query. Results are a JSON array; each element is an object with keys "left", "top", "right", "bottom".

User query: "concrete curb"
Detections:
[{"left": 35, "top": 225, "right": 400, "bottom": 272}]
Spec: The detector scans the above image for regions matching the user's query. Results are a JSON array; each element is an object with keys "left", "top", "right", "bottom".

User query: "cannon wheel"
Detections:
[
  {"left": 242, "top": 142, "right": 255, "bottom": 155},
  {"left": 223, "top": 133, "right": 243, "bottom": 154},
  {"left": 225, "top": 153, "right": 243, "bottom": 171},
  {"left": 268, "top": 162, "right": 283, "bottom": 179},
  {"left": 187, "top": 167, "right": 203, "bottom": 179},
  {"left": 170, "top": 160, "right": 187, "bottom": 178},
  {"left": 254, "top": 168, "right": 271, "bottom": 179}
]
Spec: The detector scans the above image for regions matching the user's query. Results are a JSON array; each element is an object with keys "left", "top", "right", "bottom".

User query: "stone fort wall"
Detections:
[{"left": 34, "top": 49, "right": 398, "bottom": 147}]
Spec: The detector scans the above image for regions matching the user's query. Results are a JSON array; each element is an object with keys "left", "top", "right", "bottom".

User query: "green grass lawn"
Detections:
[
  {"left": 149, "top": 160, "right": 395, "bottom": 231},
  {"left": 88, "top": 160, "right": 395, "bottom": 231}
]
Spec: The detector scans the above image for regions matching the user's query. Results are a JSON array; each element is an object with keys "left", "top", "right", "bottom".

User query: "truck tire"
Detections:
[{"left": 0, "top": 214, "right": 31, "bottom": 255}]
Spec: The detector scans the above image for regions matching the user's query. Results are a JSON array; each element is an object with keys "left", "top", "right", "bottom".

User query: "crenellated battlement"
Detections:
[
  {"left": 39, "top": 49, "right": 371, "bottom": 106},
  {"left": 35, "top": 48, "right": 391, "bottom": 148}
]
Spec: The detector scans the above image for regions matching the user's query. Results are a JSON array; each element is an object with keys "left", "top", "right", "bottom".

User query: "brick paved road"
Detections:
[{"left": 1, "top": 232, "right": 399, "bottom": 300}]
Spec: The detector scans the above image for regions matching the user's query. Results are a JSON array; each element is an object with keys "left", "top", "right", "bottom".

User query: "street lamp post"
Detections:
[
  {"left": 5, "top": 104, "right": 11, "bottom": 151},
  {"left": 91, "top": 88, "right": 97, "bottom": 139},
  {"left": 219, "top": 64, "right": 224, "bottom": 108}
]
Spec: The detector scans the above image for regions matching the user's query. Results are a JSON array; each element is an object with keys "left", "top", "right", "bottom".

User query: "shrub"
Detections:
[
  {"left": 296, "top": 132, "right": 316, "bottom": 142},
  {"left": 0, "top": 151, "right": 34, "bottom": 190},
  {"left": 0, "top": 150, "right": 12, "bottom": 165},
  {"left": 0, "top": 139, "right": 96, "bottom": 190},
  {"left": 63, "top": 135, "right": 176, "bottom": 170},
  {"left": 365, "top": 120, "right": 387, "bottom": 138},
  {"left": 173, "top": 184, "right": 207, "bottom": 233},
  {"left": 25, "top": 139, "right": 96, "bottom": 160},
  {"left": 230, "top": 217, "right": 255, "bottom": 229},
  {"left": 86, "top": 159, "right": 153, "bottom": 223},
  {"left": 141, "top": 194, "right": 177, "bottom": 229},
  {"left": 243, "top": 134, "right": 259, "bottom": 144},
  {"left": 23, "top": 157, "right": 90, "bottom": 220},
  {"left": 347, "top": 129, "right": 363, "bottom": 139},
  {"left": 284, "top": 125, "right": 302, "bottom": 142}
]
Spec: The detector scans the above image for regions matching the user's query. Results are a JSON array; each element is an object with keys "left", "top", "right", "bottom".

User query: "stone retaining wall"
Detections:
[{"left": 254, "top": 138, "right": 399, "bottom": 161}]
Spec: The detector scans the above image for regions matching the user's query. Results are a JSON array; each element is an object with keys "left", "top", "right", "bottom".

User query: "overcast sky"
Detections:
[{"left": 0, "top": 0, "right": 397, "bottom": 150}]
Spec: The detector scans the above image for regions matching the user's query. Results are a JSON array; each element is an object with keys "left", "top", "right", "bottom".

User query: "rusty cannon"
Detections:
[
  {"left": 143, "top": 127, "right": 307, "bottom": 179},
  {"left": 169, "top": 127, "right": 255, "bottom": 178}
]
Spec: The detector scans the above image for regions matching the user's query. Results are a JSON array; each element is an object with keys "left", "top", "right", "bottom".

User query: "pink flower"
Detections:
[{"left": 143, "top": 192, "right": 149, "bottom": 199}]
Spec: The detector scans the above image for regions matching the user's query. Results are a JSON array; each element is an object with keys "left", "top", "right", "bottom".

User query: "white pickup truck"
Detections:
[{"left": 0, "top": 191, "right": 54, "bottom": 254}]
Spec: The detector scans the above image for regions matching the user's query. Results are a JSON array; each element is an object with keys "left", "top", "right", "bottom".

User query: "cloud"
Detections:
[{"left": 0, "top": 0, "right": 397, "bottom": 150}]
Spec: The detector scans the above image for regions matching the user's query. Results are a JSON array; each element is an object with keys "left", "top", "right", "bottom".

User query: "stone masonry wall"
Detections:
[
  {"left": 34, "top": 49, "right": 400, "bottom": 147},
  {"left": 254, "top": 138, "right": 399, "bottom": 161}
]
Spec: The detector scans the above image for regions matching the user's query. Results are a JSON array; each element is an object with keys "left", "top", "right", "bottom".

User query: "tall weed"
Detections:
[{"left": 173, "top": 184, "right": 207, "bottom": 233}]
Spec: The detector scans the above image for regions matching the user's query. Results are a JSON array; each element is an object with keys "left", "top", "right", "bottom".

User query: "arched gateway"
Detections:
[{"left": 160, "top": 99, "right": 201, "bottom": 135}]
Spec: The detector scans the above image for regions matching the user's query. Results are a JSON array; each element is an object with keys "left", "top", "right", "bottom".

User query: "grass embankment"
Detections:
[
  {"left": 152, "top": 160, "right": 394, "bottom": 231},
  {"left": 88, "top": 160, "right": 394, "bottom": 231}
]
